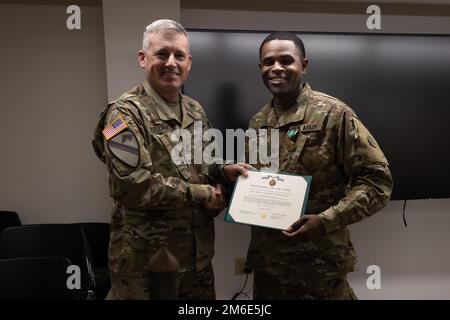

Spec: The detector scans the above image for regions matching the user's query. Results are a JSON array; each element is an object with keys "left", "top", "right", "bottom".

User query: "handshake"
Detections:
[{"left": 202, "top": 163, "right": 253, "bottom": 218}]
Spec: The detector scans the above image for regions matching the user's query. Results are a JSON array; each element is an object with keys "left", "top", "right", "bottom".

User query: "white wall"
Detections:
[
  {"left": 0, "top": 4, "right": 111, "bottom": 224},
  {"left": 348, "top": 199, "right": 450, "bottom": 299}
]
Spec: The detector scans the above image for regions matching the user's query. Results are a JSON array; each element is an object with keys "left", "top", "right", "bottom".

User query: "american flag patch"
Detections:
[{"left": 102, "top": 117, "right": 128, "bottom": 140}]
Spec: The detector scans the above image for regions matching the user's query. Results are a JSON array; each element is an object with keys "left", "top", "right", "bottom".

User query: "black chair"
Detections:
[
  {"left": 0, "top": 256, "right": 79, "bottom": 300},
  {"left": 74, "top": 222, "right": 111, "bottom": 299},
  {"left": 0, "top": 224, "right": 95, "bottom": 298},
  {"left": 74, "top": 223, "right": 110, "bottom": 268},
  {"left": 0, "top": 211, "right": 22, "bottom": 236}
]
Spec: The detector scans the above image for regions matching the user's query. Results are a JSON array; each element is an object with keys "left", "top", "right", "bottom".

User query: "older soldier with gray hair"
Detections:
[{"left": 92, "top": 19, "right": 247, "bottom": 300}]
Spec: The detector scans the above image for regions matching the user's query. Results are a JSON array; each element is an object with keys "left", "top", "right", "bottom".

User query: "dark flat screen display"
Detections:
[{"left": 184, "top": 30, "right": 450, "bottom": 200}]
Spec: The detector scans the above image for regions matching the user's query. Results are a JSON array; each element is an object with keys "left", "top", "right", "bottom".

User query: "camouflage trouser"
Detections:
[
  {"left": 178, "top": 263, "right": 215, "bottom": 300},
  {"left": 108, "top": 263, "right": 215, "bottom": 300},
  {"left": 253, "top": 270, "right": 357, "bottom": 300}
]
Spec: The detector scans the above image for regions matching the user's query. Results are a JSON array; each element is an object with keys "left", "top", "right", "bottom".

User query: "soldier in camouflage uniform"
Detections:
[
  {"left": 92, "top": 19, "right": 245, "bottom": 300},
  {"left": 245, "top": 32, "right": 393, "bottom": 299}
]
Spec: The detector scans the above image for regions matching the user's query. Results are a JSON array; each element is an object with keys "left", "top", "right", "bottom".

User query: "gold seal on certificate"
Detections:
[{"left": 224, "top": 170, "right": 312, "bottom": 230}]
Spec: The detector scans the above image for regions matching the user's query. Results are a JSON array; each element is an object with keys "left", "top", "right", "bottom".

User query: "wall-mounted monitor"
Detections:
[{"left": 184, "top": 30, "right": 450, "bottom": 200}]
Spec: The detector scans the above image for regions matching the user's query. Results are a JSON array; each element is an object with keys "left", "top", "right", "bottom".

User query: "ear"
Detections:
[
  {"left": 138, "top": 50, "right": 146, "bottom": 68},
  {"left": 301, "top": 58, "right": 309, "bottom": 74},
  {"left": 258, "top": 62, "right": 262, "bottom": 71},
  {"left": 187, "top": 54, "right": 192, "bottom": 72}
]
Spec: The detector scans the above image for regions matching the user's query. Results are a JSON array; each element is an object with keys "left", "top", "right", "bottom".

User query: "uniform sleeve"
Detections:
[
  {"left": 207, "top": 162, "right": 234, "bottom": 186},
  {"left": 103, "top": 102, "right": 213, "bottom": 210},
  {"left": 317, "top": 110, "right": 394, "bottom": 234}
]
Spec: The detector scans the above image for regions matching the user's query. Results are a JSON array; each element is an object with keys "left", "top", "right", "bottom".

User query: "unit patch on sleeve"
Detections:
[{"left": 107, "top": 131, "right": 140, "bottom": 167}]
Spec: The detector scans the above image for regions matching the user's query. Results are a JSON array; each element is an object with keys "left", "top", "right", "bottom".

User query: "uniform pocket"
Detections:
[{"left": 280, "top": 134, "right": 308, "bottom": 173}]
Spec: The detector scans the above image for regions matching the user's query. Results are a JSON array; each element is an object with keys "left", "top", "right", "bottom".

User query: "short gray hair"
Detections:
[{"left": 142, "top": 19, "right": 188, "bottom": 51}]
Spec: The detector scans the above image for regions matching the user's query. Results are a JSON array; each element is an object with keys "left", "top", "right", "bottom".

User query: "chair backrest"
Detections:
[
  {"left": 0, "top": 224, "right": 95, "bottom": 291},
  {"left": 74, "top": 222, "right": 110, "bottom": 268},
  {"left": 0, "top": 211, "right": 22, "bottom": 235},
  {"left": 0, "top": 256, "right": 79, "bottom": 300}
]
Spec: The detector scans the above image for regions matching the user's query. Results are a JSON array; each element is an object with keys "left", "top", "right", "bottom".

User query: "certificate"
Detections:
[{"left": 224, "top": 170, "right": 312, "bottom": 230}]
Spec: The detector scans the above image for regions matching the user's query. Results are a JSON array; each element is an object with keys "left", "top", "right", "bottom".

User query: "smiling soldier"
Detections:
[
  {"left": 243, "top": 32, "right": 393, "bottom": 299},
  {"left": 92, "top": 19, "right": 247, "bottom": 300}
]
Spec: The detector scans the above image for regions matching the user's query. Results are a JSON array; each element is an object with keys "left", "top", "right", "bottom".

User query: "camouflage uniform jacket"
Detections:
[
  {"left": 92, "top": 81, "right": 226, "bottom": 278},
  {"left": 247, "top": 83, "right": 393, "bottom": 278}
]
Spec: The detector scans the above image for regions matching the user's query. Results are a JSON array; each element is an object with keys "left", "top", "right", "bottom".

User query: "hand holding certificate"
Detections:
[{"left": 224, "top": 170, "right": 312, "bottom": 230}]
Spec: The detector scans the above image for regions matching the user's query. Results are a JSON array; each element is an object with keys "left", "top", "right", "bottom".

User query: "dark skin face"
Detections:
[
  {"left": 259, "top": 39, "right": 309, "bottom": 107},
  {"left": 260, "top": 39, "right": 324, "bottom": 240}
]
